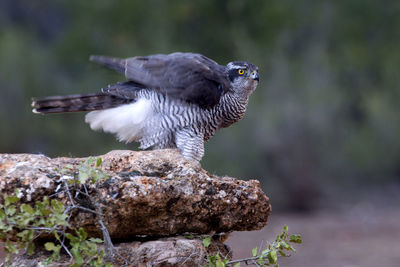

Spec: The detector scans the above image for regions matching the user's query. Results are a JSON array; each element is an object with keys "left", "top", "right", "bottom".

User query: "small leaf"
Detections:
[
  {"left": 207, "top": 255, "right": 215, "bottom": 265},
  {"left": 27, "top": 242, "right": 35, "bottom": 255},
  {"left": 42, "top": 196, "right": 49, "bottom": 205},
  {"left": 86, "top": 241, "right": 99, "bottom": 255},
  {"left": 252, "top": 246, "right": 258, "bottom": 257},
  {"left": 267, "top": 250, "right": 278, "bottom": 264},
  {"left": 16, "top": 230, "right": 32, "bottom": 241},
  {"left": 27, "top": 229, "right": 34, "bottom": 240},
  {"left": 215, "top": 257, "right": 225, "bottom": 267},
  {"left": 279, "top": 225, "right": 288, "bottom": 240},
  {"left": 52, "top": 213, "right": 68, "bottom": 226},
  {"left": 40, "top": 208, "right": 51, "bottom": 216},
  {"left": 278, "top": 249, "right": 288, "bottom": 257},
  {"left": 78, "top": 172, "right": 89, "bottom": 184},
  {"left": 96, "top": 157, "right": 102, "bottom": 167},
  {"left": 86, "top": 157, "right": 94, "bottom": 165},
  {"left": 202, "top": 236, "right": 211, "bottom": 248},
  {"left": 289, "top": 234, "right": 302, "bottom": 244},
  {"left": 0, "top": 209, "right": 5, "bottom": 219},
  {"left": 78, "top": 227, "right": 88, "bottom": 240},
  {"left": 53, "top": 231, "right": 61, "bottom": 241},
  {"left": 65, "top": 233, "right": 79, "bottom": 243},
  {"left": 71, "top": 246, "right": 84, "bottom": 265},
  {"left": 44, "top": 242, "right": 56, "bottom": 251},
  {"left": 5, "top": 240, "right": 18, "bottom": 254},
  {"left": 6, "top": 206, "right": 17, "bottom": 216},
  {"left": 280, "top": 241, "right": 290, "bottom": 249},
  {"left": 88, "top": 237, "right": 104, "bottom": 244},
  {"left": 20, "top": 204, "right": 34, "bottom": 215},
  {"left": 51, "top": 199, "right": 65, "bottom": 213},
  {"left": 261, "top": 249, "right": 270, "bottom": 256},
  {"left": 5, "top": 196, "right": 19, "bottom": 206}
]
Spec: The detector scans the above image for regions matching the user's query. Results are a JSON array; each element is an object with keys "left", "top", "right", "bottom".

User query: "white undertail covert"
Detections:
[{"left": 85, "top": 98, "right": 153, "bottom": 143}]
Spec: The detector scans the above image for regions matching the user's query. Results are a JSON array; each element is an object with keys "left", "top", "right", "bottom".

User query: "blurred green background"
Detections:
[{"left": 1, "top": 0, "right": 400, "bottom": 211}]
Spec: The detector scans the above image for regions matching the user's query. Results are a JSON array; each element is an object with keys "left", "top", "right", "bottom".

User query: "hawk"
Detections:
[{"left": 32, "top": 52, "right": 259, "bottom": 161}]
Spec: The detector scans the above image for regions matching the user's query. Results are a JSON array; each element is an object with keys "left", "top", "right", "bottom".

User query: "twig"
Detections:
[
  {"left": 62, "top": 182, "right": 101, "bottom": 216},
  {"left": 95, "top": 200, "right": 130, "bottom": 265},
  {"left": 226, "top": 256, "right": 263, "bottom": 265},
  {"left": 74, "top": 205, "right": 102, "bottom": 216},
  {"left": 82, "top": 184, "right": 90, "bottom": 196},
  {"left": 57, "top": 237, "right": 73, "bottom": 259},
  {"left": 65, "top": 180, "right": 119, "bottom": 262},
  {"left": 25, "top": 226, "right": 55, "bottom": 231},
  {"left": 99, "top": 219, "right": 114, "bottom": 256},
  {"left": 178, "top": 251, "right": 198, "bottom": 266},
  {"left": 49, "top": 189, "right": 69, "bottom": 198},
  {"left": 63, "top": 182, "right": 75, "bottom": 205}
]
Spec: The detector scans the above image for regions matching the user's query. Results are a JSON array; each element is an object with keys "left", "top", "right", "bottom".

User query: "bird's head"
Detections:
[{"left": 226, "top": 61, "right": 259, "bottom": 95}]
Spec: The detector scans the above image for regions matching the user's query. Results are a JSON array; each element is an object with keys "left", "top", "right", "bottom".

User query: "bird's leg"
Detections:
[{"left": 175, "top": 129, "right": 204, "bottom": 162}]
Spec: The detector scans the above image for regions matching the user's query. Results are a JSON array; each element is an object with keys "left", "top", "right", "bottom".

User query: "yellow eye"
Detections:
[{"left": 238, "top": 69, "right": 245, "bottom": 75}]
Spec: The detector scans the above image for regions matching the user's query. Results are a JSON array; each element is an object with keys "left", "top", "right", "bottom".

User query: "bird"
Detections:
[{"left": 32, "top": 52, "right": 259, "bottom": 162}]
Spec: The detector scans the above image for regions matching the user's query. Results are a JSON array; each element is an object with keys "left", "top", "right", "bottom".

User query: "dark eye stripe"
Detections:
[{"left": 228, "top": 68, "right": 245, "bottom": 81}]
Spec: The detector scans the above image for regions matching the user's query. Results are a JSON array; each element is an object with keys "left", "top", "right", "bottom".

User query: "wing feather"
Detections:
[{"left": 91, "top": 52, "right": 230, "bottom": 108}]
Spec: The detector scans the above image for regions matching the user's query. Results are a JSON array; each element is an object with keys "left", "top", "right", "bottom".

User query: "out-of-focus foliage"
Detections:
[
  {"left": 206, "top": 225, "right": 302, "bottom": 266},
  {"left": 1, "top": 0, "right": 399, "bottom": 210}
]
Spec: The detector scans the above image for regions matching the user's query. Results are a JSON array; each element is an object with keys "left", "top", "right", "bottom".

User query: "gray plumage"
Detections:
[{"left": 32, "top": 52, "right": 259, "bottom": 162}]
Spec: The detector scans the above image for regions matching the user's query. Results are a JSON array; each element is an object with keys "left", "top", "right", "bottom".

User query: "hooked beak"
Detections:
[{"left": 251, "top": 71, "right": 259, "bottom": 82}]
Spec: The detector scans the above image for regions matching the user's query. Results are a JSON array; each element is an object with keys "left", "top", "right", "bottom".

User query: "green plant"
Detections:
[
  {"left": 0, "top": 157, "right": 120, "bottom": 266},
  {"left": 205, "top": 225, "right": 302, "bottom": 267}
]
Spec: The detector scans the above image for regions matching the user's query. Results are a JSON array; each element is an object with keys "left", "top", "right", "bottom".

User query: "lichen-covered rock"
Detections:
[{"left": 0, "top": 149, "right": 271, "bottom": 239}]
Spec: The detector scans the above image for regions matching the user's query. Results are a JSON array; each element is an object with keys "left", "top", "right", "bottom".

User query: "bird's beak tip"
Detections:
[
  {"left": 253, "top": 73, "right": 259, "bottom": 82},
  {"left": 250, "top": 70, "right": 259, "bottom": 82}
]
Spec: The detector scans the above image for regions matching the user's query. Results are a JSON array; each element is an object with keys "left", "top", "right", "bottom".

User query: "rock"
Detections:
[
  {"left": 4, "top": 237, "right": 231, "bottom": 267},
  {"left": 0, "top": 149, "right": 271, "bottom": 239}
]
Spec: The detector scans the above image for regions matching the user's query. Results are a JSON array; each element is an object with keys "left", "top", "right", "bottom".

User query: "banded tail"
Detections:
[{"left": 32, "top": 93, "right": 131, "bottom": 114}]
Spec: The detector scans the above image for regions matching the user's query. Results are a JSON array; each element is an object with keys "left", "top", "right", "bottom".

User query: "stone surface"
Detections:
[
  {"left": 3, "top": 237, "right": 231, "bottom": 267},
  {"left": 0, "top": 149, "right": 271, "bottom": 239}
]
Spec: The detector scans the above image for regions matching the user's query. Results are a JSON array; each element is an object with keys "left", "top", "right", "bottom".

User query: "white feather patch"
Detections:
[{"left": 85, "top": 98, "right": 153, "bottom": 143}]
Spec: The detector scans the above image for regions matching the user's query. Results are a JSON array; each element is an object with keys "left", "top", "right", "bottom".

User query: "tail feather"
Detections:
[
  {"left": 32, "top": 93, "right": 131, "bottom": 114},
  {"left": 89, "top": 55, "right": 126, "bottom": 73}
]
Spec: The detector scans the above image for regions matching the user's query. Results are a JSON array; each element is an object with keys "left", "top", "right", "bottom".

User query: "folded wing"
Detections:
[{"left": 90, "top": 52, "right": 230, "bottom": 108}]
